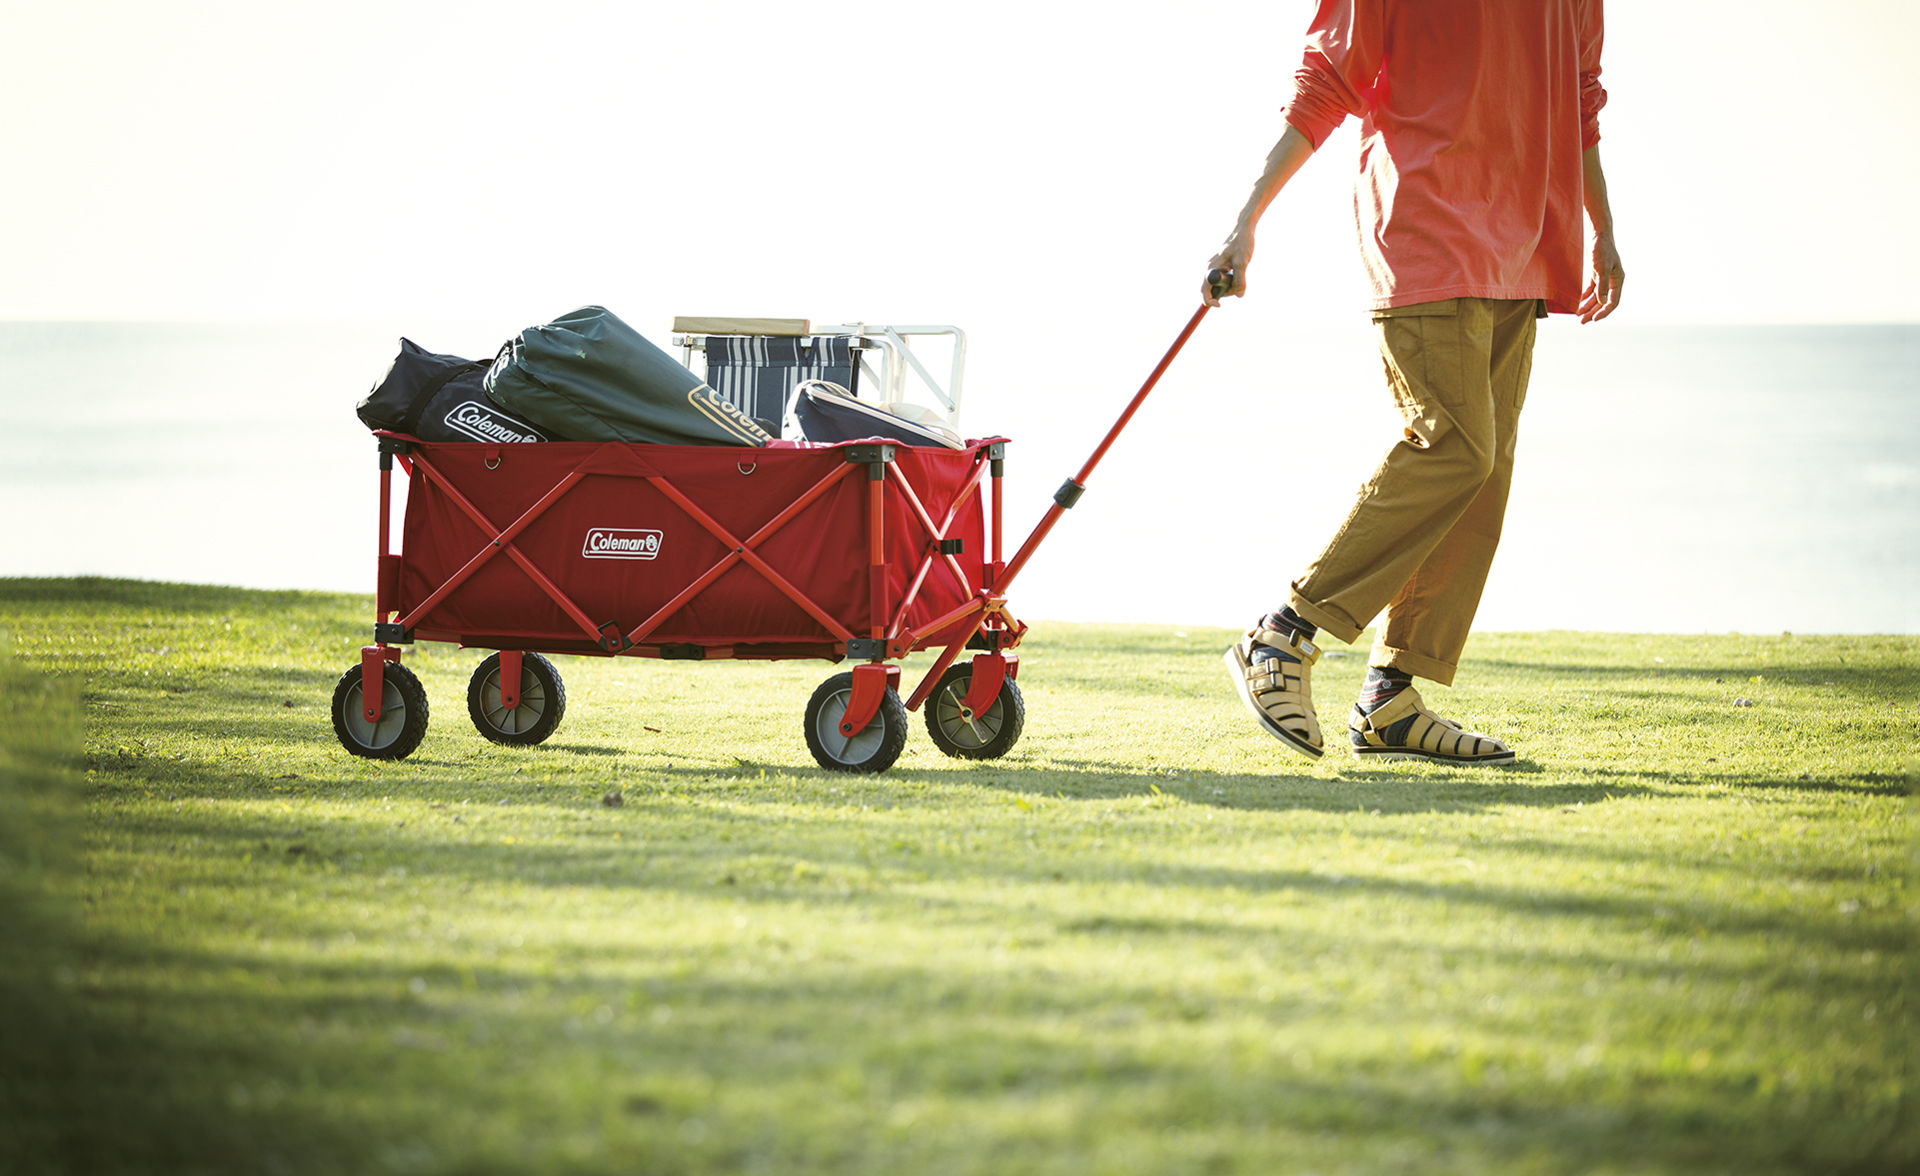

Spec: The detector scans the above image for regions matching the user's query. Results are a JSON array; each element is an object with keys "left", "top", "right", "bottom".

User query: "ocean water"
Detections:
[{"left": 3, "top": 319, "right": 1914, "bottom": 635}]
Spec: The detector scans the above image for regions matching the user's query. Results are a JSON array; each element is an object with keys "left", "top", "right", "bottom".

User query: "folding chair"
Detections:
[{"left": 674, "top": 318, "right": 967, "bottom": 439}]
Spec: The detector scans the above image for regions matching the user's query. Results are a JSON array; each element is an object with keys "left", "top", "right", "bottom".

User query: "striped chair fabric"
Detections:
[{"left": 703, "top": 336, "right": 857, "bottom": 429}]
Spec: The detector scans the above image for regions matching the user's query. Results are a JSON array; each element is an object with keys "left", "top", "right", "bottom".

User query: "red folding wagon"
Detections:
[
  {"left": 329, "top": 429, "right": 1028, "bottom": 772},
  {"left": 332, "top": 291, "right": 1223, "bottom": 772}
]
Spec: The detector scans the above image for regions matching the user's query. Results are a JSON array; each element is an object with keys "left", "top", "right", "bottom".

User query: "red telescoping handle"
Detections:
[{"left": 996, "top": 269, "right": 1233, "bottom": 594}]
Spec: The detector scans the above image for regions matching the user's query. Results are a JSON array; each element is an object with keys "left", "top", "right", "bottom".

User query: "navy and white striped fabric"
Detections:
[{"left": 703, "top": 336, "right": 856, "bottom": 429}]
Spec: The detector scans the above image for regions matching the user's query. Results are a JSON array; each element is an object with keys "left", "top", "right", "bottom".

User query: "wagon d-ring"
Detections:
[
  {"left": 484, "top": 456, "right": 502, "bottom": 470},
  {"left": 737, "top": 460, "right": 757, "bottom": 476}
]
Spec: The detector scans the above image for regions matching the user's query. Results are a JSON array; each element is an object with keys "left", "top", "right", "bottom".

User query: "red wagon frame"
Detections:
[{"left": 332, "top": 431, "right": 1030, "bottom": 771}]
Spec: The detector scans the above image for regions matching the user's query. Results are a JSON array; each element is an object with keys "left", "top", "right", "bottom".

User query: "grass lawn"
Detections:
[{"left": 1, "top": 576, "right": 1912, "bottom": 1175}]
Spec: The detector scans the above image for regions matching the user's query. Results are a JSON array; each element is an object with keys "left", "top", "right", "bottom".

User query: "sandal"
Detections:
[
  {"left": 1223, "top": 626, "right": 1324, "bottom": 759},
  {"left": 1348, "top": 686, "right": 1515, "bottom": 765}
]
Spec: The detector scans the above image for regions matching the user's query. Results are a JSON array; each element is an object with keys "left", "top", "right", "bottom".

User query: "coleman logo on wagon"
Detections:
[
  {"left": 582, "top": 528, "right": 663, "bottom": 560},
  {"left": 442, "top": 400, "right": 547, "bottom": 444}
]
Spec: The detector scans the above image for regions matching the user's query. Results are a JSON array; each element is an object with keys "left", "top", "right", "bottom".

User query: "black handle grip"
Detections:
[{"left": 1206, "top": 267, "right": 1235, "bottom": 300}]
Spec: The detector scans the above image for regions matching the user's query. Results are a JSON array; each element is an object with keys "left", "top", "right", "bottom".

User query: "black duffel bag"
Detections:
[{"left": 357, "top": 338, "right": 551, "bottom": 443}]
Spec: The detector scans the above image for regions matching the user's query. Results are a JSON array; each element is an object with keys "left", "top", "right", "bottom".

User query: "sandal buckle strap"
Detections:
[{"left": 1249, "top": 626, "right": 1320, "bottom": 666}]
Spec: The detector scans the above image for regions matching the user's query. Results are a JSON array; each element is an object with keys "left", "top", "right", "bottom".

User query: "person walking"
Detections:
[{"left": 1211, "top": 0, "right": 1623, "bottom": 765}]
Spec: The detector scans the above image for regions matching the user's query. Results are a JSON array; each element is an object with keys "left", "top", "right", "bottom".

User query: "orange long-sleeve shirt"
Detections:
[{"left": 1280, "top": 0, "right": 1606, "bottom": 314}]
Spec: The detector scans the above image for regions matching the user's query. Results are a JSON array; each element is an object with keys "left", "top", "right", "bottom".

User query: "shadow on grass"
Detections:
[
  {"left": 105, "top": 780, "right": 1906, "bottom": 968},
  {"left": 542, "top": 742, "right": 627, "bottom": 757},
  {"left": 1564, "top": 765, "right": 1913, "bottom": 799},
  {"left": 934, "top": 761, "right": 1637, "bottom": 816},
  {"left": 131, "top": 751, "right": 1655, "bottom": 817},
  {"left": 0, "top": 665, "right": 384, "bottom": 1174},
  {"left": 9, "top": 896, "right": 1909, "bottom": 1176},
  {"left": 108, "top": 722, "right": 1908, "bottom": 816},
  {"left": 1470, "top": 655, "right": 1919, "bottom": 699},
  {"left": 2, "top": 937, "right": 384, "bottom": 1174}
]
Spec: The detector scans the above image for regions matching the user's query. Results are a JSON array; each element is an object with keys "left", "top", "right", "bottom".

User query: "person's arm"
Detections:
[
  {"left": 1203, "top": 124, "right": 1319, "bottom": 306},
  {"left": 1204, "top": 0, "right": 1373, "bottom": 305},
  {"left": 1577, "top": 143, "right": 1624, "bottom": 323}
]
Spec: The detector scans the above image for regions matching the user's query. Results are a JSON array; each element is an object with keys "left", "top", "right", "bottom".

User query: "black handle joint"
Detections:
[
  {"left": 846, "top": 638, "right": 888, "bottom": 660},
  {"left": 1054, "top": 479, "right": 1086, "bottom": 509},
  {"left": 377, "top": 435, "right": 411, "bottom": 468},
  {"left": 845, "top": 444, "right": 897, "bottom": 466}
]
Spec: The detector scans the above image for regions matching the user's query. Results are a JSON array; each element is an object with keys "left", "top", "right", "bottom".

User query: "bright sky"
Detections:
[
  {"left": 3, "top": 1, "right": 1915, "bottom": 633},
  {"left": 3, "top": 0, "right": 1917, "bottom": 331}
]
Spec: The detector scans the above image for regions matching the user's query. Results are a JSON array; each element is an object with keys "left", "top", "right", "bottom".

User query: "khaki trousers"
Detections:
[{"left": 1287, "top": 297, "right": 1539, "bottom": 686}]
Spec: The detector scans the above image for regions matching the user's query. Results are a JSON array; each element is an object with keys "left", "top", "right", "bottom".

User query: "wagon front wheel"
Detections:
[
  {"left": 468, "top": 651, "right": 566, "bottom": 746},
  {"left": 805, "top": 672, "right": 907, "bottom": 773},
  {"left": 924, "top": 663, "right": 1025, "bottom": 759},
  {"left": 332, "top": 660, "right": 429, "bottom": 760}
]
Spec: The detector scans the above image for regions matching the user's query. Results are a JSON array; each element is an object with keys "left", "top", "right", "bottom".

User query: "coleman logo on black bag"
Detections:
[
  {"left": 442, "top": 400, "right": 547, "bottom": 444},
  {"left": 583, "top": 528, "right": 663, "bottom": 560},
  {"left": 687, "top": 384, "right": 773, "bottom": 445}
]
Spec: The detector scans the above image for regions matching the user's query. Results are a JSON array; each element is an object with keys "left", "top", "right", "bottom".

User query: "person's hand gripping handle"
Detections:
[{"left": 1202, "top": 266, "right": 1238, "bottom": 307}]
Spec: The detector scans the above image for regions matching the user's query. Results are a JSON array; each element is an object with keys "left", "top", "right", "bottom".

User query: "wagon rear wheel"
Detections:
[
  {"left": 331, "top": 661, "right": 429, "bottom": 760},
  {"left": 804, "top": 672, "right": 907, "bottom": 773},
  {"left": 924, "top": 664, "right": 1025, "bottom": 759},
  {"left": 467, "top": 652, "right": 566, "bottom": 746}
]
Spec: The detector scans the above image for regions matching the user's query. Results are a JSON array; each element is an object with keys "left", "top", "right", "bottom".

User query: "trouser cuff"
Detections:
[
  {"left": 1367, "top": 643, "right": 1457, "bottom": 687},
  {"left": 1285, "top": 589, "right": 1364, "bottom": 646}
]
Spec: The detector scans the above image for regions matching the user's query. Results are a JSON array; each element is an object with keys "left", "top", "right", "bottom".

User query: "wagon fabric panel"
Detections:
[{"left": 392, "top": 439, "right": 991, "bottom": 656}]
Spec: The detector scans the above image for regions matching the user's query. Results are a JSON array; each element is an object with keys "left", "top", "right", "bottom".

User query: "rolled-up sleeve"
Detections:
[
  {"left": 1578, "top": 0, "right": 1607, "bottom": 147},
  {"left": 1280, "top": 0, "right": 1384, "bottom": 149}
]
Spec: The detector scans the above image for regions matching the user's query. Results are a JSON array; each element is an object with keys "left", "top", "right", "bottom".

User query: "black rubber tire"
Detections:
[
  {"left": 923, "top": 663, "right": 1025, "bottom": 759},
  {"left": 804, "top": 671, "right": 908, "bottom": 773},
  {"left": 332, "top": 660, "right": 429, "bottom": 760},
  {"left": 467, "top": 651, "right": 567, "bottom": 746}
]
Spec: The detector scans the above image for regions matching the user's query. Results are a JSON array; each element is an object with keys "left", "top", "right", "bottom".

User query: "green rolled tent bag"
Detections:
[{"left": 483, "top": 305, "right": 772, "bottom": 447}]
